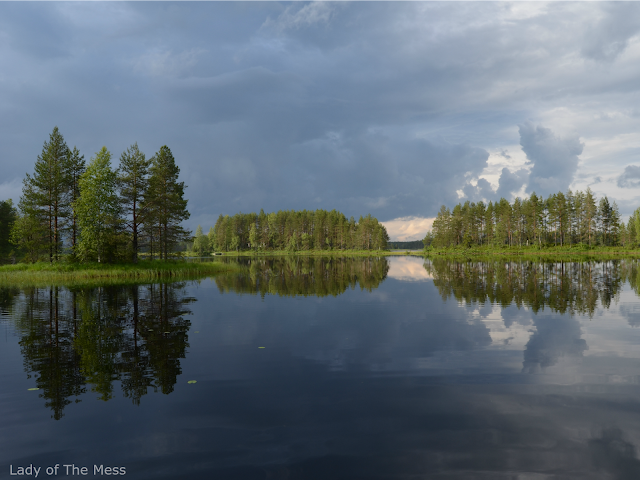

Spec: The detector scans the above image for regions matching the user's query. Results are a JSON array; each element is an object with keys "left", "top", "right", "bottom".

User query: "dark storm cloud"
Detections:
[
  {"left": 461, "top": 178, "right": 495, "bottom": 203},
  {"left": 520, "top": 122, "right": 584, "bottom": 197},
  {"left": 617, "top": 165, "right": 640, "bottom": 188},
  {"left": 2, "top": 2, "right": 640, "bottom": 227},
  {"left": 496, "top": 167, "right": 529, "bottom": 199}
]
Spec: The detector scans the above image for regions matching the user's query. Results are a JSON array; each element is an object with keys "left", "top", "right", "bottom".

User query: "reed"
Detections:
[{"left": 0, "top": 260, "right": 238, "bottom": 287}]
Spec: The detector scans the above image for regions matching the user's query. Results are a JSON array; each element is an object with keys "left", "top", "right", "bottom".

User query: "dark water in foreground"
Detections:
[{"left": 3, "top": 256, "right": 640, "bottom": 479}]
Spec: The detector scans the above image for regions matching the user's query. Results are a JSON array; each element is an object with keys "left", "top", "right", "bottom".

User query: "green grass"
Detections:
[
  {"left": 0, "top": 260, "right": 239, "bottom": 287},
  {"left": 424, "top": 244, "right": 640, "bottom": 258}
]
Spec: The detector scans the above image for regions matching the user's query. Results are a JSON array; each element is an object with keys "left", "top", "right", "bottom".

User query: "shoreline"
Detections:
[
  {"left": 190, "top": 248, "right": 640, "bottom": 258},
  {"left": 0, "top": 260, "right": 239, "bottom": 287},
  {"left": 424, "top": 248, "right": 640, "bottom": 257}
]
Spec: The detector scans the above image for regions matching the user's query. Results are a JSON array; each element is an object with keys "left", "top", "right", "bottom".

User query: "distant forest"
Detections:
[
  {"left": 426, "top": 189, "right": 638, "bottom": 248},
  {"left": 192, "top": 210, "right": 390, "bottom": 253}
]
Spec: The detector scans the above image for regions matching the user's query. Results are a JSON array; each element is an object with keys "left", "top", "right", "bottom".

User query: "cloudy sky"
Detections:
[{"left": 2, "top": 2, "right": 640, "bottom": 240}]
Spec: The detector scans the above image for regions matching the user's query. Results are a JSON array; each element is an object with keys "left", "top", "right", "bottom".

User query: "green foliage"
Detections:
[
  {"left": 67, "top": 146, "right": 86, "bottom": 256},
  {"left": 14, "top": 128, "right": 87, "bottom": 263},
  {"left": 146, "top": 146, "right": 190, "bottom": 260},
  {"left": 118, "top": 143, "right": 150, "bottom": 263},
  {"left": 209, "top": 209, "right": 389, "bottom": 252},
  {"left": 10, "top": 209, "right": 46, "bottom": 263},
  {"left": 428, "top": 189, "right": 627, "bottom": 250},
  {"left": 0, "top": 199, "right": 17, "bottom": 263},
  {"left": 19, "top": 127, "right": 72, "bottom": 262},
  {"left": 13, "top": 132, "right": 191, "bottom": 265},
  {"left": 75, "top": 147, "right": 122, "bottom": 263},
  {"left": 192, "top": 225, "right": 209, "bottom": 256}
]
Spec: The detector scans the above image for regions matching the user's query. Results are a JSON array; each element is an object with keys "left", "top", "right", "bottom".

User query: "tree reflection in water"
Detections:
[
  {"left": 424, "top": 258, "right": 640, "bottom": 372},
  {"left": 423, "top": 258, "right": 638, "bottom": 316},
  {"left": 213, "top": 256, "right": 389, "bottom": 297},
  {"left": 4, "top": 283, "right": 194, "bottom": 419},
  {"left": 5, "top": 257, "right": 640, "bottom": 418}
]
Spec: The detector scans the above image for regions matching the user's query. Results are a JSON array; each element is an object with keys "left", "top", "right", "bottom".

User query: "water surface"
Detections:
[{"left": 3, "top": 256, "right": 640, "bottom": 479}]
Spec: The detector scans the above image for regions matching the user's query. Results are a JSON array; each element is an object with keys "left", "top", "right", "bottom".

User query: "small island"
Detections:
[{"left": 0, "top": 128, "right": 240, "bottom": 284}]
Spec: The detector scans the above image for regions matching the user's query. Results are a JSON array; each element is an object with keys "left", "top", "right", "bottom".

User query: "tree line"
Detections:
[
  {"left": 3, "top": 127, "right": 189, "bottom": 264},
  {"left": 425, "top": 189, "right": 640, "bottom": 249},
  {"left": 192, "top": 209, "right": 390, "bottom": 254}
]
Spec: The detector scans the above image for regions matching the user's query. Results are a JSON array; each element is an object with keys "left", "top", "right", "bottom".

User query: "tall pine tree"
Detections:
[
  {"left": 146, "top": 146, "right": 189, "bottom": 260},
  {"left": 67, "top": 146, "right": 85, "bottom": 257},
  {"left": 118, "top": 143, "right": 151, "bottom": 263},
  {"left": 20, "top": 127, "right": 70, "bottom": 262},
  {"left": 0, "top": 199, "right": 17, "bottom": 263}
]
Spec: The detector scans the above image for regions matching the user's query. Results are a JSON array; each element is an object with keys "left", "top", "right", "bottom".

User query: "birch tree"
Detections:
[{"left": 75, "top": 147, "right": 121, "bottom": 262}]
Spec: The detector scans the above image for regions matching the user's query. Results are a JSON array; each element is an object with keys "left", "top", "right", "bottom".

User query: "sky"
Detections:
[{"left": 2, "top": 2, "right": 640, "bottom": 241}]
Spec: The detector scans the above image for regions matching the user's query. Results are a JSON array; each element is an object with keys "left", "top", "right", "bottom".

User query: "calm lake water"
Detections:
[{"left": 3, "top": 256, "right": 640, "bottom": 479}]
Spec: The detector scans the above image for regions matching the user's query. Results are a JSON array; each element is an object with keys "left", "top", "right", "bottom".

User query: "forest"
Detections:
[
  {"left": 1, "top": 127, "right": 189, "bottom": 264},
  {"left": 191, "top": 209, "right": 390, "bottom": 254},
  {"left": 425, "top": 190, "right": 640, "bottom": 249}
]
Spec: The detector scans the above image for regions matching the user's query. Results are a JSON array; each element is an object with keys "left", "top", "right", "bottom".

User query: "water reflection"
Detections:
[
  {"left": 424, "top": 258, "right": 640, "bottom": 376},
  {"left": 3, "top": 258, "right": 640, "bottom": 478},
  {"left": 424, "top": 257, "right": 634, "bottom": 316},
  {"left": 213, "top": 256, "right": 389, "bottom": 297},
  {"left": 6, "top": 283, "right": 194, "bottom": 419}
]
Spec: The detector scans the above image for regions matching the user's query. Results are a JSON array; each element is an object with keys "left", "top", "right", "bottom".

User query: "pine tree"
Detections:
[
  {"left": 146, "top": 146, "right": 190, "bottom": 260},
  {"left": 21, "top": 127, "right": 70, "bottom": 262},
  {"left": 611, "top": 201, "right": 621, "bottom": 246},
  {"left": 118, "top": 143, "right": 151, "bottom": 263},
  {"left": 485, "top": 202, "right": 494, "bottom": 246},
  {"left": 573, "top": 190, "right": 585, "bottom": 245},
  {"left": 67, "top": 146, "right": 86, "bottom": 256},
  {"left": 248, "top": 223, "right": 258, "bottom": 251},
  {"left": 584, "top": 188, "right": 597, "bottom": 246},
  {"left": 634, "top": 208, "right": 640, "bottom": 246},
  {"left": 0, "top": 199, "right": 17, "bottom": 263},
  {"left": 554, "top": 191, "right": 568, "bottom": 246},
  {"left": 527, "top": 192, "right": 542, "bottom": 247},
  {"left": 566, "top": 189, "right": 576, "bottom": 246},
  {"left": 597, "top": 196, "right": 612, "bottom": 246}
]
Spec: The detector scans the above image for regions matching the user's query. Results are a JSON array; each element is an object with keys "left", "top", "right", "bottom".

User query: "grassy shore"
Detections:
[
  {"left": 424, "top": 245, "right": 640, "bottom": 257},
  {"left": 194, "top": 249, "right": 403, "bottom": 257},
  {"left": 0, "top": 260, "right": 239, "bottom": 287}
]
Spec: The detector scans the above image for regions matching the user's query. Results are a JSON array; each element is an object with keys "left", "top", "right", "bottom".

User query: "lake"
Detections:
[{"left": 2, "top": 255, "right": 640, "bottom": 479}]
